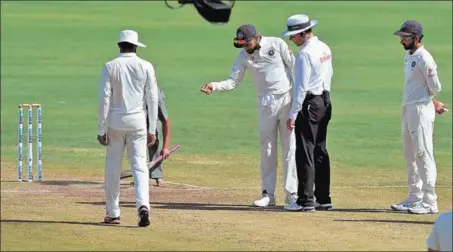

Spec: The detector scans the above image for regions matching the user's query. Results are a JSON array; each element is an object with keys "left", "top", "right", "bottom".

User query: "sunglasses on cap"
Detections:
[
  {"left": 233, "top": 39, "right": 248, "bottom": 48},
  {"left": 398, "top": 35, "right": 416, "bottom": 42}
]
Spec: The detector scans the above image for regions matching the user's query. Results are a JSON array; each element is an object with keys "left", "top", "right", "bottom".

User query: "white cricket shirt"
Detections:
[
  {"left": 211, "top": 36, "right": 295, "bottom": 97},
  {"left": 98, "top": 53, "right": 159, "bottom": 136},
  {"left": 289, "top": 36, "right": 333, "bottom": 120},
  {"left": 403, "top": 45, "right": 442, "bottom": 106},
  {"left": 426, "top": 211, "right": 452, "bottom": 251}
]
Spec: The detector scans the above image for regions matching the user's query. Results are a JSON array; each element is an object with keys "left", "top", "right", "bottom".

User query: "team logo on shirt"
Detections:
[
  {"left": 268, "top": 49, "right": 275, "bottom": 56},
  {"left": 250, "top": 55, "right": 256, "bottom": 63},
  {"left": 411, "top": 61, "right": 416, "bottom": 67}
]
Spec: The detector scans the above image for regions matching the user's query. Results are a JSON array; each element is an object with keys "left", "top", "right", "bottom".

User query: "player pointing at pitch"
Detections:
[
  {"left": 201, "top": 24, "right": 298, "bottom": 207},
  {"left": 391, "top": 20, "right": 448, "bottom": 215}
]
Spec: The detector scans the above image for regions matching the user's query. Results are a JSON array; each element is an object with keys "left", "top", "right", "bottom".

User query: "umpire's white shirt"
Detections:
[
  {"left": 403, "top": 46, "right": 442, "bottom": 105},
  {"left": 98, "top": 53, "right": 159, "bottom": 136},
  {"left": 211, "top": 36, "right": 294, "bottom": 96},
  {"left": 289, "top": 36, "right": 333, "bottom": 120}
]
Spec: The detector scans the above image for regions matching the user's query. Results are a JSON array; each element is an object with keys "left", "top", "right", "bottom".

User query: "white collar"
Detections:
[{"left": 118, "top": 52, "right": 137, "bottom": 57}]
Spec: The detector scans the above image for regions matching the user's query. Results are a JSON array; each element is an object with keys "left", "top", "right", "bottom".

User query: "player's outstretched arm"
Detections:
[{"left": 201, "top": 53, "right": 246, "bottom": 95}]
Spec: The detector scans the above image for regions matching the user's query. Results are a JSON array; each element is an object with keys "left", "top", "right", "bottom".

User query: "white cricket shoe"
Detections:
[
  {"left": 408, "top": 202, "right": 439, "bottom": 214},
  {"left": 283, "top": 202, "right": 315, "bottom": 212},
  {"left": 252, "top": 194, "right": 276, "bottom": 207},
  {"left": 285, "top": 193, "right": 298, "bottom": 205},
  {"left": 284, "top": 202, "right": 303, "bottom": 211},
  {"left": 391, "top": 200, "right": 421, "bottom": 212}
]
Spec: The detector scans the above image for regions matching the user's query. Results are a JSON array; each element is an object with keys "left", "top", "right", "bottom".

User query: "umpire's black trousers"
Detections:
[{"left": 294, "top": 91, "right": 332, "bottom": 207}]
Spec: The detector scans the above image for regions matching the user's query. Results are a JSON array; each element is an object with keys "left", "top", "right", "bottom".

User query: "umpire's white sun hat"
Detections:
[
  {"left": 117, "top": 30, "right": 146, "bottom": 48},
  {"left": 282, "top": 14, "right": 318, "bottom": 37}
]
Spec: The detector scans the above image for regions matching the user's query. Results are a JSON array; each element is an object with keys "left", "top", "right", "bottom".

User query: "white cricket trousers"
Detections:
[
  {"left": 104, "top": 127, "right": 150, "bottom": 218},
  {"left": 402, "top": 101, "right": 437, "bottom": 207},
  {"left": 257, "top": 91, "right": 298, "bottom": 197}
]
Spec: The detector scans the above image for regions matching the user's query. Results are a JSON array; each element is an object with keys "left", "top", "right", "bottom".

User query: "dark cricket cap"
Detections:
[
  {"left": 394, "top": 20, "right": 423, "bottom": 36},
  {"left": 233, "top": 24, "right": 257, "bottom": 48}
]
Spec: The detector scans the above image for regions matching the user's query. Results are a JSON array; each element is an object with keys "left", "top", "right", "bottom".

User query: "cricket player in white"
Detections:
[
  {"left": 98, "top": 30, "right": 159, "bottom": 227},
  {"left": 426, "top": 210, "right": 452, "bottom": 252},
  {"left": 391, "top": 20, "right": 448, "bottom": 214},
  {"left": 200, "top": 24, "right": 298, "bottom": 207}
]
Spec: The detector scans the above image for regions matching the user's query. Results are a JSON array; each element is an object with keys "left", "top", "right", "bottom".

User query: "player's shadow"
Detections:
[
  {"left": 335, "top": 219, "right": 435, "bottom": 225},
  {"left": 77, "top": 201, "right": 288, "bottom": 212},
  {"left": 1, "top": 219, "right": 138, "bottom": 228},
  {"left": 77, "top": 201, "right": 408, "bottom": 214},
  {"left": 328, "top": 208, "right": 404, "bottom": 214},
  {"left": 39, "top": 180, "right": 103, "bottom": 186}
]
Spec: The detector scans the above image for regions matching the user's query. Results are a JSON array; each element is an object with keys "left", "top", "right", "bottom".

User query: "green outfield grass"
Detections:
[{"left": 1, "top": 1, "right": 452, "bottom": 251}]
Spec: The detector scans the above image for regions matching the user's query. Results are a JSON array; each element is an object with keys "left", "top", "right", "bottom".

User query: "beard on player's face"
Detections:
[
  {"left": 399, "top": 36, "right": 418, "bottom": 51},
  {"left": 402, "top": 42, "right": 413, "bottom": 50},
  {"left": 244, "top": 39, "right": 259, "bottom": 54},
  {"left": 401, "top": 40, "right": 415, "bottom": 50}
]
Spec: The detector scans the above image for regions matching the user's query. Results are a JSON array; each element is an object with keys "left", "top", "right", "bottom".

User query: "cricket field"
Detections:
[{"left": 1, "top": 1, "right": 452, "bottom": 251}]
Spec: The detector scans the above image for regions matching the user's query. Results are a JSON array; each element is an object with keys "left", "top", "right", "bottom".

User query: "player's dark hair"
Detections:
[
  {"left": 118, "top": 42, "right": 137, "bottom": 53},
  {"left": 300, "top": 28, "right": 313, "bottom": 36},
  {"left": 118, "top": 42, "right": 135, "bottom": 49},
  {"left": 418, "top": 34, "right": 424, "bottom": 43}
]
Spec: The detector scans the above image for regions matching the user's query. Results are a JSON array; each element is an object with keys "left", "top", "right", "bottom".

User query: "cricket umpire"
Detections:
[
  {"left": 282, "top": 14, "right": 334, "bottom": 212},
  {"left": 146, "top": 87, "right": 172, "bottom": 187}
]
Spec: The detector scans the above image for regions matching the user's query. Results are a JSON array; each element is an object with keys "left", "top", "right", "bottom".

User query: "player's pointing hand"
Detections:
[{"left": 201, "top": 83, "right": 214, "bottom": 95}]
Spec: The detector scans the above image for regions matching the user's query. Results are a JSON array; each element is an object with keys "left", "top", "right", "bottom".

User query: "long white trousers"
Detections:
[
  {"left": 402, "top": 101, "right": 437, "bottom": 207},
  {"left": 257, "top": 91, "right": 298, "bottom": 197},
  {"left": 104, "top": 128, "right": 150, "bottom": 218}
]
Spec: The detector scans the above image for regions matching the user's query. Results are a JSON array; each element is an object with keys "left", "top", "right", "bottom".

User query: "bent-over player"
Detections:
[{"left": 200, "top": 24, "right": 298, "bottom": 207}]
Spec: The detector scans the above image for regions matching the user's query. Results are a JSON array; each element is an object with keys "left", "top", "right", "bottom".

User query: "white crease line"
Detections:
[
  {"left": 44, "top": 179, "right": 450, "bottom": 189},
  {"left": 164, "top": 181, "right": 212, "bottom": 190},
  {"left": 155, "top": 188, "right": 211, "bottom": 192},
  {"left": 113, "top": 182, "right": 453, "bottom": 191},
  {"left": 118, "top": 180, "right": 213, "bottom": 190},
  {"left": 160, "top": 184, "right": 452, "bottom": 190},
  {"left": 1, "top": 189, "right": 52, "bottom": 193},
  {"left": 2, "top": 181, "right": 450, "bottom": 194},
  {"left": 348, "top": 185, "right": 452, "bottom": 189}
]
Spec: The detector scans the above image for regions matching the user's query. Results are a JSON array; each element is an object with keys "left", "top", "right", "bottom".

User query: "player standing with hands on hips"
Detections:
[
  {"left": 97, "top": 30, "right": 159, "bottom": 227},
  {"left": 282, "top": 14, "right": 334, "bottom": 212},
  {"left": 391, "top": 20, "right": 448, "bottom": 214},
  {"left": 200, "top": 24, "right": 299, "bottom": 207}
]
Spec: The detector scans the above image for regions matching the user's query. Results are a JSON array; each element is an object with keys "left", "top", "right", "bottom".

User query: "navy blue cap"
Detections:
[
  {"left": 233, "top": 24, "right": 257, "bottom": 48},
  {"left": 394, "top": 20, "right": 423, "bottom": 36}
]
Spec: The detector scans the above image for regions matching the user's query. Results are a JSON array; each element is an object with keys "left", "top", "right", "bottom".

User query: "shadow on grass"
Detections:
[
  {"left": 77, "top": 201, "right": 406, "bottom": 214},
  {"left": 1, "top": 219, "right": 139, "bottom": 228},
  {"left": 335, "top": 219, "right": 435, "bottom": 225},
  {"left": 39, "top": 180, "right": 104, "bottom": 186},
  {"left": 328, "top": 208, "right": 405, "bottom": 214},
  {"left": 77, "top": 201, "right": 288, "bottom": 212}
]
